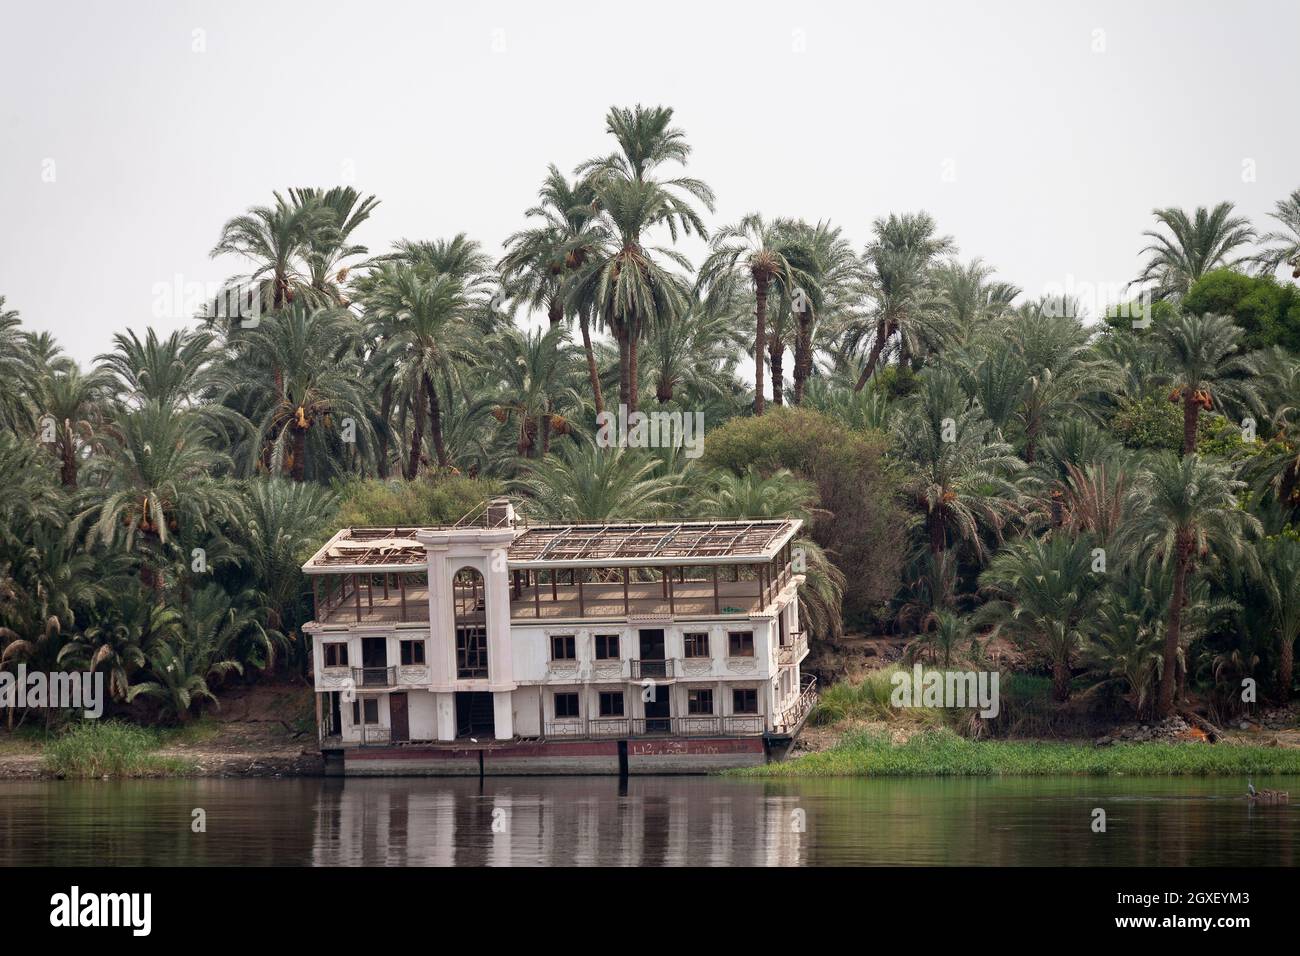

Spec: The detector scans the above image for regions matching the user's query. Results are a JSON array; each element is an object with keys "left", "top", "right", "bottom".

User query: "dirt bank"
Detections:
[{"left": 0, "top": 682, "right": 325, "bottom": 779}]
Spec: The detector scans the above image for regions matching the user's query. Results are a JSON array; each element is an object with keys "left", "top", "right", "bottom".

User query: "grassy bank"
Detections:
[
  {"left": 42, "top": 722, "right": 198, "bottom": 778},
  {"left": 737, "top": 728, "right": 1300, "bottom": 777}
]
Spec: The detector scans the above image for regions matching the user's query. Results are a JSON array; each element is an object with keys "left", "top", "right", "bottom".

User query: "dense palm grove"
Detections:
[{"left": 2, "top": 104, "right": 1300, "bottom": 729}]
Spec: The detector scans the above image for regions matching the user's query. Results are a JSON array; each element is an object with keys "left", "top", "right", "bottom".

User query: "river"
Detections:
[{"left": 1, "top": 775, "right": 1297, "bottom": 866}]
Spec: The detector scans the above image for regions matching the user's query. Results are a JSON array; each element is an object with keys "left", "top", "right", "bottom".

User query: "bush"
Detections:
[
  {"left": 701, "top": 407, "right": 909, "bottom": 615},
  {"left": 331, "top": 474, "right": 501, "bottom": 528}
]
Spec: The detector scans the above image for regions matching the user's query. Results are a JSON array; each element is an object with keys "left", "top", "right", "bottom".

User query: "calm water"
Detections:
[{"left": 1, "top": 775, "right": 1298, "bottom": 866}]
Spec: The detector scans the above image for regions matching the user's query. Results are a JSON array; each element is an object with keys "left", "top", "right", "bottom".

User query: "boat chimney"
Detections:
[{"left": 485, "top": 498, "right": 515, "bottom": 528}]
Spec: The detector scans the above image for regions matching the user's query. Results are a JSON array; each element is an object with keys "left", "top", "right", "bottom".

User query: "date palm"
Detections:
[
  {"left": 97, "top": 328, "right": 224, "bottom": 410},
  {"left": 1120, "top": 454, "right": 1261, "bottom": 716},
  {"left": 850, "top": 212, "right": 956, "bottom": 390},
  {"left": 76, "top": 401, "right": 242, "bottom": 595},
  {"left": 977, "top": 532, "right": 1105, "bottom": 701},
  {"left": 1153, "top": 311, "right": 1262, "bottom": 455},
  {"left": 238, "top": 304, "right": 376, "bottom": 481},
  {"left": 501, "top": 166, "right": 606, "bottom": 412},
  {"left": 1257, "top": 537, "right": 1300, "bottom": 699},
  {"left": 366, "top": 264, "right": 476, "bottom": 474},
  {"left": 35, "top": 365, "right": 115, "bottom": 487},
  {"left": 1254, "top": 188, "right": 1300, "bottom": 278},
  {"left": 569, "top": 176, "right": 695, "bottom": 414},
  {"left": 644, "top": 304, "right": 745, "bottom": 405},
  {"left": 698, "top": 214, "right": 814, "bottom": 414},
  {"left": 510, "top": 441, "right": 678, "bottom": 522},
  {"left": 575, "top": 105, "right": 714, "bottom": 413},
  {"left": 893, "top": 369, "right": 1025, "bottom": 560},
  {"left": 211, "top": 191, "right": 334, "bottom": 314},
  {"left": 934, "top": 257, "right": 1020, "bottom": 347},
  {"left": 1134, "top": 203, "right": 1256, "bottom": 300},
  {"left": 487, "top": 325, "right": 583, "bottom": 459},
  {"left": 784, "top": 220, "right": 862, "bottom": 404},
  {"left": 288, "top": 186, "right": 380, "bottom": 306}
]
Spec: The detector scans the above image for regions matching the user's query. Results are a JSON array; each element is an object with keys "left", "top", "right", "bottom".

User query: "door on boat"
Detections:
[
  {"left": 389, "top": 692, "right": 409, "bottom": 742},
  {"left": 638, "top": 628, "right": 666, "bottom": 678}
]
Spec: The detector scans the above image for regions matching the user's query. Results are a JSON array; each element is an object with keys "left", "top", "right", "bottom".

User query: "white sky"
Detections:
[{"left": 2, "top": 0, "right": 1297, "bottom": 366}]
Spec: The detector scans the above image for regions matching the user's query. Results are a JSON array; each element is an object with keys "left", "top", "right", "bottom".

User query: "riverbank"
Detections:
[
  {"left": 0, "top": 684, "right": 323, "bottom": 779},
  {"left": 736, "top": 727, "right": 1300, "bottom": 777}
]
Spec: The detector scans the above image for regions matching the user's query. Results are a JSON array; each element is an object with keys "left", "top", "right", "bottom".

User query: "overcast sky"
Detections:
[{"left": 1, "top": 0, "right": 1297, "bottom": 366}]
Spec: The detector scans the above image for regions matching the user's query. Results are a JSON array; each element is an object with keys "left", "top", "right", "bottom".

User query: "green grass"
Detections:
[
  {"left": 736, "top": 727, "right": 1300, "bottom": 777},
  {"left": 42, "top": 721, "right": 197, "bottom": 778}
]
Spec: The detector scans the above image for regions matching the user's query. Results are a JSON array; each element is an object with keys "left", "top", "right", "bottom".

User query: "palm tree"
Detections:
[
  {"left": 1134, "top": 203, "right": 1256, "bottom": 300},
  {"left": 849, "top": 212, "right": 955, "bottom": 390},
  {"left": 934, "top": 258, "right": 1020, "bottom": 347},
  {"left": 0, "top": 299, "right": 36, "bottom": 433},
  {"left": 76, "top": 401, "right": 242, "bottom": 595},
  {"left": 35, "top": 366, "right": 115, "bottom": 487},
  {"left": 510, "top": 441, "right": 678, "bottom": 522},
  {"left": 1083, "top": 572, "right": 1164, "bottom": 717},
  {"left": 288, "top": 186, "right": 380, "bottom": 306},
  {"left": 366, "top": 264, "right": 477, "bottom": 474},
  {"left": 785, "top": 220, "right": 862, "bottom": 404},
  {"left": 236, "top": 479, "right": 338, "bottom": 670},
  {"left": 487, "top": 325, "right": 583, "bottom": 459},
  {"left": 58, "top": 583, "right": 160, "bottom": 701},
  {"left": 1006, "top": 310, "right": 1117, "bottom": 462},
  {"left": 238, "top": 304, "right": 377, "bottom": 481},
  {"left": 892, "top": 369, "right": 1026, "bottom": 560},
  {"left": 698, "top": 215, "right": 814, "bottom": 414},
  {"left": 1257, "top": 537, "right": 1300, "bottom": 700},
  {"left": 575, "top": 105, "right": 714, "bottom": 413},
  {"left": 97, "top": 328, "right": 224, "bottom": 410},
  {"left": 977, "top": 533, "right": 1104, "bottom": 701},
  {"left": 1255, "top": 187, "right": 1300, "bottom": 278},
  {"left": 1120, "top": 454, "right": 1261, "bottom": 716},
  {"left": 211, "top": 191, "right": 334, "bottom": 314},
  {"left": 500, "top": 167, "right": 606, "bottom": 413},
  {"left": 643, "top": 305, "right": 745, "bottom": 405},
  {"left": 1153, "top": 311, "right": 1262, "bottom": 455},
  {"left": 570, "top": 176, "right": 696, "bottom": 413}
]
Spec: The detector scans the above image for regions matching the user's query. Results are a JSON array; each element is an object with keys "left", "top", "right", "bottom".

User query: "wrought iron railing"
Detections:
[
  {"left": 352, "top": 666, "right": 396, "bottom": 687},
  {"left": 775, "top": 675, "right": 818, "bottom": 733},
  {"left": 630, "top": 658, "right": 675, "bottom": 680}
]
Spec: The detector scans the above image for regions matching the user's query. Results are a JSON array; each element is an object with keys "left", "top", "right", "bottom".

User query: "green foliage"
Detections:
[
  {"left": 737, "top": 727, "right": 1300, "bottom": 777},
  {"left": 1184, "top": 269, "right": 1300, "bottom": 352},
  {"left": 331, "top": 475, "right": 500, "bottom": 529},
  {"left": 42, "top": 721, "right": 196, "bottom": 778},
  {"left": 701, "top": 407, "right": 908, "bottom": 610}
]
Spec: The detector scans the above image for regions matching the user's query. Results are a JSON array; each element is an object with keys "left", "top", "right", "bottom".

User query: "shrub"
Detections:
[
  {"left": 701, "top": 407, "right": 908, "bottom": 615},
  {"left": 42, "top": 721, "right": 195, "bottom": 778}
]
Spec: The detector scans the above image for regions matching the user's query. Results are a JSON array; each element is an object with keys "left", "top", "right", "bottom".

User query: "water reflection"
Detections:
[
  {"left": 0, "top": 775, "right": 1297, "bottom": 866},
  {"left": 310, "top": 778, "right": 810, "bottom": 866}
]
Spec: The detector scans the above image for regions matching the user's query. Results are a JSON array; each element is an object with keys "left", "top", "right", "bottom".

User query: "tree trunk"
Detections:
[
  {"left": 616, "top": 325, "right": 630, "bottom": 412},
  {"left": 927, "top": 508, "right": 946, "bottom": 556},
  {"left": 628, "top": 321, "right": 640, "bottom": 415},
  {"left": 754, "top": 276, "right": 769, "bottom": 415},
  {"left": 793, "top": 308, "right": 813, "bottom": 404},
  {"left": 60, "top": 429, "right": 77, "bottom": 488},
  {"left": 1280, "top": 636, "right": 1294, "bottom": 702},
  {"left": 406, "top": 396, "right": 425, "bottom": 480},
  {"left": 291, "top": 424, "right": 307, "bottom": 482},
  {"left": 376, "top": 381, "right": 394, "bottom": 479},
  {"left": 769, "top": 314, "right": 785, "bottom": 407},
  {"left": 1158, "top": 535, "right": 1191, "bottom": 717},
  {"left": 424, "top": 373, "right": 449, "bottom": 468},
  {"left": 580, "top": 308, "right": 604, "bottom": 415},
  {"left": 1024, "top": 418, "right": 1039, "bottom": 464},
  {"left": 1182, "top": 390, "right": 1199, "bottom": 456},
  {"left": 547, "top": 296, "right": 563, "bottom": 328},
  {"left": 853, "top": 320, "right": 890, "bottom": 392},
  {"left": 1052, "top": 659, "right": 1071, "bottom": 702}
]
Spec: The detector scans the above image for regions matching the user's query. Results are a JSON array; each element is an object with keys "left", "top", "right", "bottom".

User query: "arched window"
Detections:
[{"left": 453, "top": 567, "right": 488, "bottom": 679}]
